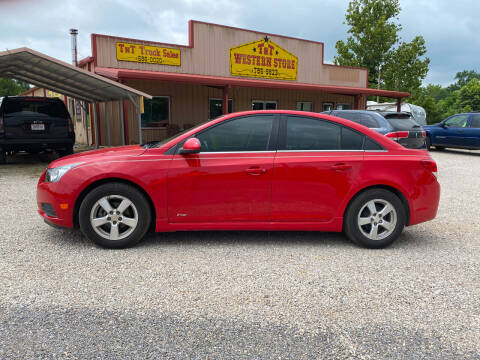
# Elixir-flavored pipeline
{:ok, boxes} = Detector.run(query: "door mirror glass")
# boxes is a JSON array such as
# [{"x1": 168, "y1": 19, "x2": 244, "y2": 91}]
[{"x1": 180, "y1": 138, "x2": 201, "y2": 154}]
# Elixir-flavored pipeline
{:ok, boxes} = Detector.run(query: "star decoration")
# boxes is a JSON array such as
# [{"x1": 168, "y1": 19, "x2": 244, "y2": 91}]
[{"x1": 263, "y1": 36, "x2": 269, "y2": 42}]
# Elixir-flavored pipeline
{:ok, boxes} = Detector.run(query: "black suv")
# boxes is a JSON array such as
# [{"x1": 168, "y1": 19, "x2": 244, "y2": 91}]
[{"x1": 0, "y1": 96, "x2": 75, "y2": 163}]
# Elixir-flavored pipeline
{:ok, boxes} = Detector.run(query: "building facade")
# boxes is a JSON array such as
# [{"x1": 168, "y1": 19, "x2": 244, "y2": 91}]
[{"x1": 24, "y1": 20, "x2": 409, "y2": 146}]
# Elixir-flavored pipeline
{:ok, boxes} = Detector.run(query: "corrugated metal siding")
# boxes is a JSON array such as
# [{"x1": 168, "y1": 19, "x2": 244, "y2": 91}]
[{"x1": 95, "y1": 22, "x2": 367, "y2": 88}]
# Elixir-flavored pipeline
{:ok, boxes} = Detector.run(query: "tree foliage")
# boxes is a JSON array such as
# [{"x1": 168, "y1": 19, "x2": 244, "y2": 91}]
[
  {"x1": 0, "y1": 77, "x2": 30, "y2": 97},
  {"x1": 409, "y1": 70, "x2": 480, "y2": 124},
  {"x1": 334, "y1": 0, "x2": 429, "y2": 94}
]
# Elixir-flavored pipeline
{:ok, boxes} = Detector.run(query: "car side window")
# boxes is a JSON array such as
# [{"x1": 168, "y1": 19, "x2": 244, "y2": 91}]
[
  {"x1": 364, "y1": 138, "x2": 384, "y2": 151},
  {"x1": 341, "y1": 127, "x2": 364, "y2": 150},
  {"x1": 285, "y1": 116, "x2": 341, "y2": 150},
  {"x1": 359, "y1": 114, "x2": 380, "y2": 128},
  {"x1": 469, "y1": 115, "x2": 480, "y2": 128},
  {"x1": 333, "y1": 112, "x2": 379, "y2": 128},
  {"x1": 445, "y1": 114, "x2": 469, "y2": 128},
  {"x1": 195, "y1": 115, "x2": 274, "y2": 152}
]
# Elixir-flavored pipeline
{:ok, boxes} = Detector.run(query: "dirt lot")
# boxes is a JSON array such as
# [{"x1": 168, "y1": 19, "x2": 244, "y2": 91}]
[{"x1": 0, "y1": 149, "x2": 479, "y2": 359}]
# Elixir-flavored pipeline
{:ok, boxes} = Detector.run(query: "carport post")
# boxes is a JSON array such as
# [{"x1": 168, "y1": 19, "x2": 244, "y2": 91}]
[
  {"x1": 82, "y1": 101, "x2": 90, "y2": 149},
  {"x1": 105, "y1": 102, "x2": 111, "y2": 146},
  {"x1": 93, "y1": 102, "x2": 99, "y2": 149},
  {"x1": 127, "y1": 94, "x2": 142, "y2": 144},
  {"x1": 397, "y1": 98, "x2": 402, "y2": 112},
  {"x1": 119, "y1": 100, "x2": 125, "y2": 146}
]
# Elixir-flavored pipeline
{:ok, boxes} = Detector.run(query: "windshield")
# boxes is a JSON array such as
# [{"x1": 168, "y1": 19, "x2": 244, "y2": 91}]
[
  {"x1": 382, "y1": 113, "x2": 421, "y2": 131},
  {"x1": 142, "y1": 119, "x2": 214, "y2": 148}
]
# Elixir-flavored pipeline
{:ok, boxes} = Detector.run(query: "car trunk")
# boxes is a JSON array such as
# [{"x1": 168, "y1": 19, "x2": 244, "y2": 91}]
[
  {"x1": 3, "y1": 99, "x2": 69, "y2": 139},
  {"x1": 385, "y1": 114, "x2": 425, "y2": 149}
]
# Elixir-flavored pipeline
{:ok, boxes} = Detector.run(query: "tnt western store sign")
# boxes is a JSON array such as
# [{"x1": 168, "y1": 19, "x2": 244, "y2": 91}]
[{"x1": 73, "y1": 20, "x2": 406, "y2": 146}]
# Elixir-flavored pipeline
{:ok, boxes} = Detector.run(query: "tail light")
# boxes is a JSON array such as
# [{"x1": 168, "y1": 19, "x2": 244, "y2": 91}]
[
  {"x1": 422, "y1": 131, "x2": 426, "y2": 137},
  {"x1": 67, "y1": 116, "x2": 73, "y2": 133},
  {"x1": 421, "y1": 158, "x2": 437, "y2": 174},
  {"x1": 385, "y1": 131, "x2": 409, "y2": 141}
]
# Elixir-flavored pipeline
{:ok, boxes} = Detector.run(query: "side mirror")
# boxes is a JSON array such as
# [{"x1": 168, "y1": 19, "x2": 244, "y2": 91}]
[
  {"x1": 180, "y1": 137, "x2": 201, "y2": 155},
  {"x1": 440, "y1": 122, "x2": 447, "y2": 128}
]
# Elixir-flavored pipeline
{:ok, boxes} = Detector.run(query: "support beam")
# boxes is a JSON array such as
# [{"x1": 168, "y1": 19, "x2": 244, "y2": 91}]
[
  {"x1": 105, "y1": 102, "x2": 111, "y2": 146},
  {"x1": 354, "y1": 95, "x2": 361, "y2": 110},
  {"x1": 92, "y1": 102, "x2": 99, "y2": 149},
  {"x1": 396, "y1": 98, "x2": 402, "y2": 112},
  {"x1": 127, "y1": 93, "x2": 143, "y2": 145},
  {"x1": 223, "y1": 85, "x2": 230, "y2": 115},
  {"x1": 119, "y1": 100, "x2": 125, "y2": 146},
  {"x1": 82, "y1": 101, "x2": 90, "y2": 148}
]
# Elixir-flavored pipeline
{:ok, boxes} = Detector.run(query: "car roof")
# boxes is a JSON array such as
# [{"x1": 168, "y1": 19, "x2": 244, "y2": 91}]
[{"x1": 159, "y1": 110, "x2": 406, "y2": 151}]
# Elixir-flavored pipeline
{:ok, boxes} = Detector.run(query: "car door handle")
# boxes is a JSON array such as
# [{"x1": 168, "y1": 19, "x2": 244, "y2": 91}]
[
  {"x1": 246, "y1": 167, "x2": 267, "y2": 175},
  {"x1": 331, "y1": 163, "x2": 352, "y2": 171}
]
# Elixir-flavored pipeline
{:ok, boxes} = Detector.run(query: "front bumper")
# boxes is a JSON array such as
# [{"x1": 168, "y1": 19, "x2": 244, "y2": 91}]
[{"x1": 37, "y1": 171, "x2": 75, "y2": 228}]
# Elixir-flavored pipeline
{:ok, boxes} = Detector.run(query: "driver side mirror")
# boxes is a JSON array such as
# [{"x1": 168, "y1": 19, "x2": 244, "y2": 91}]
[
  {"x1": 440, "y1": 122, "x2": 447, "y2": 128},
  {"x1": 180, "y1": 137, "x2": 201, "y2": 155}
]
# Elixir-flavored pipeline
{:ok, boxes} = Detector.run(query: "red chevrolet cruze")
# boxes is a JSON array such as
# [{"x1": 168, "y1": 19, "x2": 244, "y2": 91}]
[{"x1": 37, "y1": 110, "x2": 440, "y2": 249}]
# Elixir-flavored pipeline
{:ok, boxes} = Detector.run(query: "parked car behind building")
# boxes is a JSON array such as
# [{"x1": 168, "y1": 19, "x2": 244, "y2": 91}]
[
  {"x1": 323, "y1": 110, "x2": 426, "y2": 149},
  {"x1": 424, "y1": 113, "x2": 480, "y2": 150},
  {"x1": 0, "y1": 96, "x2": 75, "y2": 163}
]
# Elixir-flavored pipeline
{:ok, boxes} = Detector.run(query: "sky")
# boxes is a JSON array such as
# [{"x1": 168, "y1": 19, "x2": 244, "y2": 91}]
[{"x1": 1, "y1": 0, "x2": 479, "y2": 87}]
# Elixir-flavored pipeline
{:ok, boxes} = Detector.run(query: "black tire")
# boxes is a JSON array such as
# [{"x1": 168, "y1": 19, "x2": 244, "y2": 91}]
[
  {"x1": 57, "y1": 146, "x2": 74, "y2": 157},
  {"x1": 79, "y1": 183, "x2": 151, "y2": 249},
  {"x1": 0, "y1": 150, "x2": 6, "y2": 164},
  {"x1": 425, "y1": 136, "x2": 431, "y2": 150},
  {"x1": 344, "y1": 188, "x2": 406, "y2": 249}
]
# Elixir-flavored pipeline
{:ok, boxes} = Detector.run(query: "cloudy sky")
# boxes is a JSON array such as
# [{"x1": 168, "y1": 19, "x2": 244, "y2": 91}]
[{"x1": 1, "y1": 0, "x2": 478, "y2": 86}]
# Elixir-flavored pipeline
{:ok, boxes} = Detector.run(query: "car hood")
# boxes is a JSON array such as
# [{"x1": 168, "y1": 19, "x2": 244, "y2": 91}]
[{"x1": 47, "y1": 145, "x2": 146, "y2": 168}]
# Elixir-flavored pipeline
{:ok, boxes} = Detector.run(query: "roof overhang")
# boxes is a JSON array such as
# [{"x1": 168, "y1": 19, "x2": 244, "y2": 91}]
[
  {"x1": 0, "y1": 48, "x2": 152, "y2": 103},
  {"x1": 95, "y1": 67, "x2": 410, "y2": 99}
]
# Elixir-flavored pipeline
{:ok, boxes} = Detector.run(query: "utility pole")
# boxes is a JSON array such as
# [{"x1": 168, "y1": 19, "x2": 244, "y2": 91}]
[{"x1": 376, "y1": 64, "x2": 382, "y2": 103}]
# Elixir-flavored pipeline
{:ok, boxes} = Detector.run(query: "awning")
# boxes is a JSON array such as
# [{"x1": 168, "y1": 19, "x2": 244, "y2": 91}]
[
  {"x1": 0, "y1": 48, "x2": 152, "y2": 103},
  {"x1": 95, "y1": 67, "x2": 410, "y2": 99}
]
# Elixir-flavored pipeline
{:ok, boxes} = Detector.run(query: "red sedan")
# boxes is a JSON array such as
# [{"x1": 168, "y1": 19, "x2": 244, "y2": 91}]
[{"x1": 37, "y1": 110, "x2": 440, "y2": 249}]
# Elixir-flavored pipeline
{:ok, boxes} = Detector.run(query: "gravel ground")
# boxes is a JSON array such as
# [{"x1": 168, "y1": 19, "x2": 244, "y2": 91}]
[{"x1": 0, "y1": 150, "x2": 479, "y2": 359}]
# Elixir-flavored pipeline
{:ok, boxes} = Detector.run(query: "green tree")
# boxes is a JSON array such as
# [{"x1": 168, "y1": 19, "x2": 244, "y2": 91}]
[
  {"x1": 447, "y1": 70, "x2": 480, "y2": 91},
  {"x1": 334, "y1": 0, "x2": 429, "y2": 94},
  {"x1": 0, "y1": 77, "x2": 30, "y2": 97},
  {"x1": 455, "y1": 78, "x2": 480, "y2": 112}
]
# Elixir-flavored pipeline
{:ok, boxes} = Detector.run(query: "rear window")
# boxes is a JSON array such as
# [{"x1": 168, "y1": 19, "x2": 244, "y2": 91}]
[
  {"x1": 383, "y1": 113, "x2": 420, "y2": 131},
  {"x1": 4, "y1": 99, "x2": 69, "y2": 118}
]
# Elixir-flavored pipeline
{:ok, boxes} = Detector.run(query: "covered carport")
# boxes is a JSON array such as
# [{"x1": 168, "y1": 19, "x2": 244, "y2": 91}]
[{"x1": 0, "y1": 47, "x2": 152, "y2": 147}]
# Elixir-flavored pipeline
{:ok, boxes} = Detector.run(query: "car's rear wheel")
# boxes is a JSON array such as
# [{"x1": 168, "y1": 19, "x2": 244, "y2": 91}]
[
  {"x1": 0, "y1": 149, "x2": 6, "y2": 164},
  {"x1": 79, "y1": 183, "x2": 151, "y2": 249},
  {"x1": 344, "y1": 189, "x2": 406, "y2": 248},
  {"x1": 425, "y1": 136, "x2": 431, "y2": 150}
]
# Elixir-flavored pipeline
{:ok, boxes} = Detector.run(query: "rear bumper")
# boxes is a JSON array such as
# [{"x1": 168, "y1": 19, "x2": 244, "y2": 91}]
[
  {"x1": 1, "y1": 137, "x2": 74, "y2": 151},
  {"x1": 408, "y1": 175, "x2": 441, "y2": 226},
  {"x1": 37, "y1": 173, "x2": 75, "y2": 228}
]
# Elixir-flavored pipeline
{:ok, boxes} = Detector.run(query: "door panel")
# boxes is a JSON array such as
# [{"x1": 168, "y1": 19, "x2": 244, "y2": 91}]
[
  {"x1": 167, "y1": 153, "x2": 274, "y2": 222},
  {"x1": 272, "y1": 151, "x2": 363, "y2": 221}
]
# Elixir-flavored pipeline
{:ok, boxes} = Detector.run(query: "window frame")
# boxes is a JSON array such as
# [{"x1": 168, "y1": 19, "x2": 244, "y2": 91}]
[
  {"x1": 174, "y1": 114, "x2": 280, "y2": 154},
  {"x1": 336, "y1": 103, "x2": 352, "y2": 110},
  {"x1": 322, "y1": 102, "x2": 334, "y2": 112},
  {"x1": 252, "y1": 100, "x2": 277, "y2": 110},
  {"x1": 208, "y1": 97, "x2": 233, "y2": 120},
  {"x1": 469, "y1": 114, "x2": 480, "y2": 128},
  {"x1": 277, "y1": 114, "x2": 385, "y2": 152},
  {"x1": 141, "y1": 96, "x2": 171, "y2": 129},
  {"x1": 296, "y1": 101, "x2": 314, "y2": 112}
]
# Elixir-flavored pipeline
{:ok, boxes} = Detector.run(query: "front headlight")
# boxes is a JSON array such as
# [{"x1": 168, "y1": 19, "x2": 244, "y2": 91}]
[{"x1": 45, "y1": 163, "x2": 83, "y2": 183}]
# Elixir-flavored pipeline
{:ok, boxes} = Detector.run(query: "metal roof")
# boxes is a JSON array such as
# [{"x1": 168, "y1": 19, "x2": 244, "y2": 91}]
[{"x1": 0, "y1": 48, "x2": 151, "y2": 103}]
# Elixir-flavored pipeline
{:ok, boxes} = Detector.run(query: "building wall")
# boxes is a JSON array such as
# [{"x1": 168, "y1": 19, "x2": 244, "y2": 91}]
[
  {"x1": 93, "y1": 21, "x2": 368, "y2": 88},
  {"x1": 99, "y1": 80, "x2": 363, "y2": 146}
]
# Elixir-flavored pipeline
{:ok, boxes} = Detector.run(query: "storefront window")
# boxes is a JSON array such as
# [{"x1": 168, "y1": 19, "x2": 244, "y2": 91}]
[
  {"x1": 252, "y1": 101, "x2": 277, "y2": 110},
  {"x1": 296, "y1": 102, "x2": 313, "y2": 111},
  {"x1": 141, "y1": 97, "x2": 170, "y2": 128},
  {"x1": 336, "y1": 103, "x2": 352, "y2": 110},
  {"x1": 209, "y1": 98, "x2": 233, "y2": 119},
  {"x1": 323, "y1": 103, "x2": 334, "y2": 111}
]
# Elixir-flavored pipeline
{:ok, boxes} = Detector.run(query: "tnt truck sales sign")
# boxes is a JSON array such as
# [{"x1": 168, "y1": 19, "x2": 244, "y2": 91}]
[
  {"x1": 230, "y1": 38, "x2": 298, "y2": 80},
  {"x1": 116, "y1": 42, "x2": 181, "y2": 66}
]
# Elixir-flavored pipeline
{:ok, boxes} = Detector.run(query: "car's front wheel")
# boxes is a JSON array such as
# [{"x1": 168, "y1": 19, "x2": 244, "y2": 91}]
[
  {"x1": 79, "y1": 183, "x2": 151, "y2": 248},
  {"x1": 344, "y1": 189, "x2": 406, "y2": 248}
]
